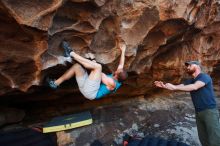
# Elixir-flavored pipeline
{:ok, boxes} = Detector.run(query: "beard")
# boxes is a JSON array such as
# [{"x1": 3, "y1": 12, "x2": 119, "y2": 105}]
[{"x1": 186, "y1": 68, "x2": 196, "y2": 75}]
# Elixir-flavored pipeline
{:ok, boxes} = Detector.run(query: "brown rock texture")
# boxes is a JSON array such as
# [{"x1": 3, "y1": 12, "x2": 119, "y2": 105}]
[{"x1": 0, "y1": 0, "x2": 220, "y2": 99}]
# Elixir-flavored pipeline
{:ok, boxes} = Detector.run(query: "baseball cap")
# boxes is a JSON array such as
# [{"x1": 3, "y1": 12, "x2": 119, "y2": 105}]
[
  {"x1": 185, "y1": 61, "x2": 203, "y2": 71},
  {"x1": 185, "y1": 61, "x2": 201, "y2": 66}
]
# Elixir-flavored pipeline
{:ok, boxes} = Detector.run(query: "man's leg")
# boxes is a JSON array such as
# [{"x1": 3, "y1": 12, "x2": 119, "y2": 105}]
[
  {"x1": 70, "y1": 52, "x2": 101, "y2": 71},
  {"x1": 55, "y1": 63, "x2": 86, "y2": 86},
  {"x1": 72, "y1": 53, "x2": 102, "y2": 99},
  {"x1": 62, "y1": 41, "x2": 100, "y2": 71},
  {"x1": 79, "y1": 61, "x2": 102, "y2": 100},
  {"x1": 196, "y1": 112, "x2": 209, "y2": 146},
  {"x1": 204, "y1": 108, "x2": 220, "y2": 146},
  {"x1": 62, "y1": 41, "x2": 102, "y2": 93}
]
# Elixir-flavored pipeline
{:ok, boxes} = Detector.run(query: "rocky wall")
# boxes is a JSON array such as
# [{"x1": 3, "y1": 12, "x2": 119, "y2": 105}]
[{"x1": 0, "y1": 0, "x2": 220, "y2": 99}]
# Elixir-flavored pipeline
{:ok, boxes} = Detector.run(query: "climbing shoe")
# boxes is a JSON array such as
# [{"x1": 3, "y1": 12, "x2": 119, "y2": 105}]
[
  {"x1": 47, "y1": 78, "x2": 58, "y2": 90},
  {"x1": 61, "y1": 41, "x2": 73, "y2": 57}
]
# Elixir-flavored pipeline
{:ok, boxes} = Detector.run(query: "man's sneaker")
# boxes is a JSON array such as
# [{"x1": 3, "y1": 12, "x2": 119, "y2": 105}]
[
  {"x1": 47, "y1": 78, "x2": 58, "y2": 89},
  {"x1": 61, "y1": 41, "x2": 73, "y2": 57}
]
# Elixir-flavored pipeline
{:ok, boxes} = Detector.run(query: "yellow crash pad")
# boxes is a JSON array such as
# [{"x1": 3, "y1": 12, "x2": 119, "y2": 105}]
[{"x1": 43, "y1": 111, "x2": 92, "y2": 133}]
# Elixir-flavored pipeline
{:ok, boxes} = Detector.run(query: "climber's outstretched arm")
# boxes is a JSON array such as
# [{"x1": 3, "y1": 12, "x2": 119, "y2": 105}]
[{"x1": 115, "y1": 42, "x2": 126, "y2": 73}]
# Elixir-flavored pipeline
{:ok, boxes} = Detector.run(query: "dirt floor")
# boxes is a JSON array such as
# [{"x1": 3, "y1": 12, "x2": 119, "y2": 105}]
[
  {"x1": 61, "y1": 93, "x2": 202, "y2": 146},
  {"x1": 3, "y1": 92, "x2": 219, "y2": 146}
]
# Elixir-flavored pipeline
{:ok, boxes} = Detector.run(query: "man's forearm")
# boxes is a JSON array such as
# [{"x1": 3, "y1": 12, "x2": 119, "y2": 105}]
[
  {"x1": 118, "y1": 51, "x2": 125, "y2": 70},
  {"x1": 175, "y1": 84, "x2": 198, "y2": 91}
]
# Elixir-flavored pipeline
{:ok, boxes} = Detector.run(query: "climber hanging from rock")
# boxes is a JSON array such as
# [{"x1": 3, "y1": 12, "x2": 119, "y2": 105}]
[{"x1": 47, "y1": 40, "x2": 128, "y2": 100}]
